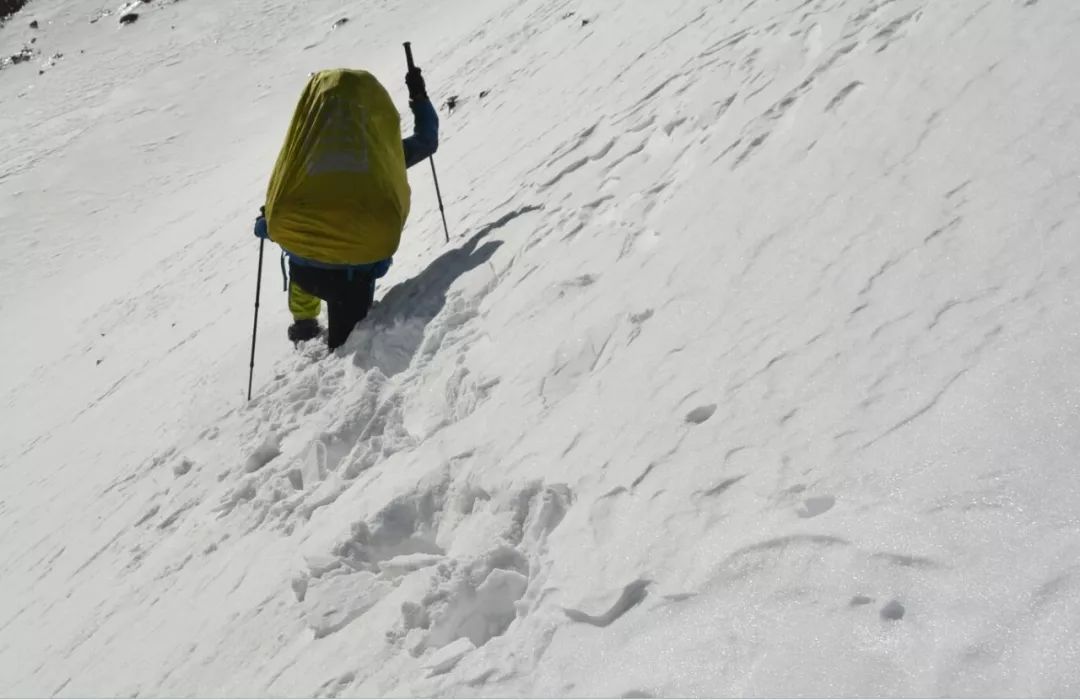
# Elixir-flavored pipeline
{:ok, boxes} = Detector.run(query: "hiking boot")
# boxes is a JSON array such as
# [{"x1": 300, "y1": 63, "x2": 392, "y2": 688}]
[{"x1": 287, "y1": 318, "x2": 321, "y2": 343}]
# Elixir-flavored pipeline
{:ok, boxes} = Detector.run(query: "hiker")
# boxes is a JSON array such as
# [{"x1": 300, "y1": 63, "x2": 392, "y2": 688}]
[{"x1": 253, "y1": 65, "x2": 438, "y2": 349}]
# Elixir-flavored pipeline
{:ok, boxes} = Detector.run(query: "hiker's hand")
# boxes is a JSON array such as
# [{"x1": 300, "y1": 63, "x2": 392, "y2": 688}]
[
  {"x1": 406, "y1": 67, "x2": 427, "y2": 102},
  {"x1": 254, "y1": 213, "x2": 269, "y2": 240}
]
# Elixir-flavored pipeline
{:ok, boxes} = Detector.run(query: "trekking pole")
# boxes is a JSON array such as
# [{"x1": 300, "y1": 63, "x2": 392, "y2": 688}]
[
  {"x1": 247, "y1": 237, "x2": 265, "y2": 401},
  {"x1": 404, "y1": 41, "x2": 450, "y2": 243}
]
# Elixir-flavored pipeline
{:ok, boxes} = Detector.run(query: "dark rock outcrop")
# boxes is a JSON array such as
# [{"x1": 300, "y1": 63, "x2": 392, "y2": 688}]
[{"x1": 0, "y1": 0, "x2": 33, "y2": 26}]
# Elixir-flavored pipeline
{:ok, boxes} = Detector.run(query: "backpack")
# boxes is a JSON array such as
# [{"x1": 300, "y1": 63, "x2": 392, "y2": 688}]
[{"x1": 265, "y1": 69, "x2": 411, "y2": 265}]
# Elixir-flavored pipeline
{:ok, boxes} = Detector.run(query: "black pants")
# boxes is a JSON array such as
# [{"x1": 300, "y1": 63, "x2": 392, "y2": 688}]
[{"x1": 289, "y1": 263, "x2": 375, "y2": 350}]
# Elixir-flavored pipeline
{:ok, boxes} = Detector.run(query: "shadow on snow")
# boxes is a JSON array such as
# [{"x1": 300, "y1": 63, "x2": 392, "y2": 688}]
[{"x1": 341, "y1": 204, "x2": 541, "y2": 376}]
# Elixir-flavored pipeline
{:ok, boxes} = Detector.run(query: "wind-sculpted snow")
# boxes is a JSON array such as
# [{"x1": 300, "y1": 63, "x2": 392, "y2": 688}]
[{"x1": 1, "y1": 0, "x2": 1079, "y2": 696}]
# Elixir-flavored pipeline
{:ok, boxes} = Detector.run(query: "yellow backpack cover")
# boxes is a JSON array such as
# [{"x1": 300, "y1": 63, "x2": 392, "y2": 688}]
[{"x1": 265, "y1": 69, "x2": 411, "y2": 265}]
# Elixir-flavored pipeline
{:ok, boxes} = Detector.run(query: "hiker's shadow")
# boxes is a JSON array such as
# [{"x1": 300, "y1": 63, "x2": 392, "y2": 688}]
[{"x1": 344, "y1": 227, "x2": 504, "y2": 376}]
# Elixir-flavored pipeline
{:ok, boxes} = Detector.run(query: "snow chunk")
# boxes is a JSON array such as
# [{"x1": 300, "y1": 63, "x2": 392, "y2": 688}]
[
  {"x1": 425, "y1": 637, "x2": 476, "y2": 676},
  {"x1": 244, "y1": 434, "x2": 281, "y2": 473}
]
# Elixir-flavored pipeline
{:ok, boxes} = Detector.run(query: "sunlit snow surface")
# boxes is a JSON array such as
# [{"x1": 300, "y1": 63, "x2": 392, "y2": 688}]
[{"x1": 1, "y1": 0, "x2": 1079, "y2": 696}]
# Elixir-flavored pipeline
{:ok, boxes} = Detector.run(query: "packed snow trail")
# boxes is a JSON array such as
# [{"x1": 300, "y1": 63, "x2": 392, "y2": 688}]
[{"x1": 1, "y1": 0, "x2": 1079, "y2": 696}]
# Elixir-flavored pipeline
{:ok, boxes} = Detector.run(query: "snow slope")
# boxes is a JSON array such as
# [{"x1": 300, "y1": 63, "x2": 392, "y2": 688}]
[{"x1": 2, "y1": 0, "x2": 1079, "y2": 696}]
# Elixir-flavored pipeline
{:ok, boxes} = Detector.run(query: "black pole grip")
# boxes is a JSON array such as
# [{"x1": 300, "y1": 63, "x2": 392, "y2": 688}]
[{"x1": 403, "y1": 42, "x2": 416, "y2": 70}]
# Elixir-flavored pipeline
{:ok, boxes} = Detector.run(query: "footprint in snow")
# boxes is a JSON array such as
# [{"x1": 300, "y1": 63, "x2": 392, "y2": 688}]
[
  {"x1": 797, "y1": 495, "x2": 835, "y2": 518},
  {"x1": 172, "y1": 459, "x2": 193, "y2": 477},
  {"x1": 880, "y1": 599, "x2": 906, "y2": 620},
  {"x1": 685, "y1": 404, "x2": 717, "y2": 425}
]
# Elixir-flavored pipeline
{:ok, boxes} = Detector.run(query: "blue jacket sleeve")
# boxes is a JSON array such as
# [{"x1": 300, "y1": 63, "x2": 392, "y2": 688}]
[{"x1": 402, "y1": 99, "x2": 439, "y2": 168}]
